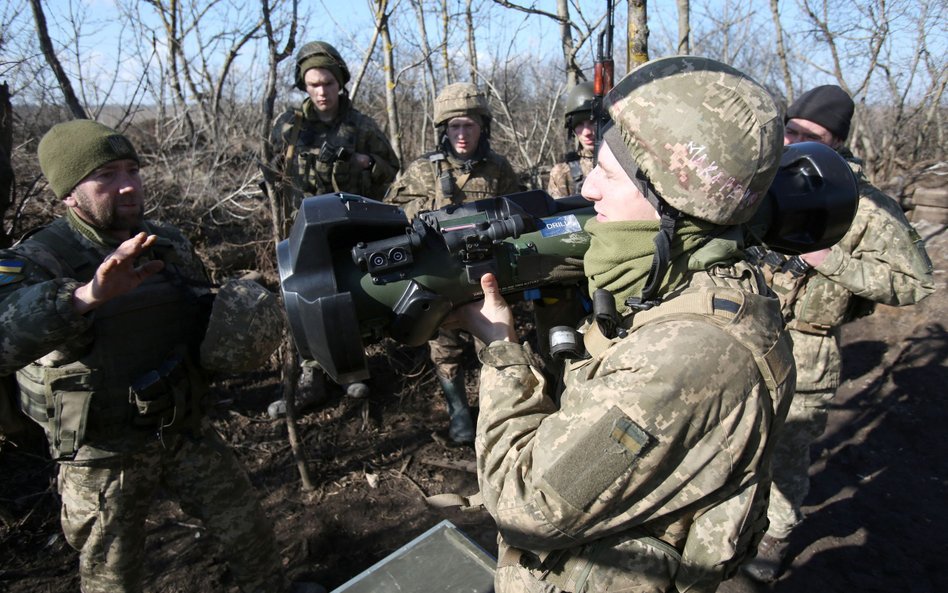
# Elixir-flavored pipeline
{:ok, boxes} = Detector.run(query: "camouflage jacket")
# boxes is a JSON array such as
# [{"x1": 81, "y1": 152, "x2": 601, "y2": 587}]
[
  {"x1": 0, "y1": 215, "x2": 212, "y2": 459},
  {"x1": 476, "y1": 261, "x2": 795, "y2": 593},
  {"x1": 762, "y1": 150, "x2": 934, "y2": 391},
  {"x1": 547, "y1": 147, "x2": 594, "y2": 198},
  {"x1": 269, "y1": 96, "x2": 399, "y2": 204},
  {"x1": 384, "y1": 148, "x2": 521, "y2": 219}
]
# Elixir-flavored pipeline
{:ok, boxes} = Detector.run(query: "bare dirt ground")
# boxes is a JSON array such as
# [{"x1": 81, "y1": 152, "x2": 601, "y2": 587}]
[{"x1": 2, "y1": 220, "x2": 945, "y2": 593}]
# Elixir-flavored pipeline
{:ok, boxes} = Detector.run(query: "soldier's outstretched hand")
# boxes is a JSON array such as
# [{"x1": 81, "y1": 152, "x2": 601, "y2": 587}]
[
  {"x1": 72, "y1": 232, "x2": 166, "y2": 314},
  {"x1": 444, "y1": 272, "x2": 517, "y2": 345}
]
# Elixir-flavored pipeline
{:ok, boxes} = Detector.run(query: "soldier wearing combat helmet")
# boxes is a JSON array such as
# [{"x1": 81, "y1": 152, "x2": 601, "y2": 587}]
[
  {"x1": 0, "y1": 120, "x2": 309, "y2": 593},
  {"x1": 547, "y1": 81, "x2": 597, "y2": 198},
  {"x1": 385, "y1": 82, "x2": 522, "y2": 444},
  {"x1": 267, "y1": 40, "x2": 399, "y2": 207},
  {"x1": 267, "y1": 40, "x2": 398, "y2": 409},
  {"x1": 447, "y1": 56, "x2": 796, "y2": 593}
]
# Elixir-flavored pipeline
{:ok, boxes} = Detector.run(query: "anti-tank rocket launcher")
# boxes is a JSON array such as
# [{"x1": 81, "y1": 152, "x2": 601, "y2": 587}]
[{"x1": 277, "y1": 141, "x2": 859, "y2": 384}]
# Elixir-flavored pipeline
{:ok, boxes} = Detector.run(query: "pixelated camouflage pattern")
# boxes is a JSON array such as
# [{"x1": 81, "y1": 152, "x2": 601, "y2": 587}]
[
  {"x1": 476, "y1": 260, "x2": 794, "y2": 593},
  {"x1": 58, "y1": 425, "x2": 284, "y2": 593},
  {"x1": 546, "y1": 148, "x2": 594, "y2": 198},
  {"x1": 764, "y1": 389, "x2": 832, "y2": 539},
  {"x1": 770, "y1": 151, "x2": 934, "y2": 391},
  {"x1": 1, "y1": 214, "x2": 284, "y2": 591},
  {"x1": 269, "y1": 96, "x2": 399, "y2": 203},
  {"x1": 759, "y1": 151, "x2": 934, "y2": 544},
  {"x1": 605, "y1": 56, "x2": 782, "y2": 225},
  {"x1": 433, "y1": 82, "x2": 491, "y2": 126},
  {"x1": 0, "y1": 219, "x2": 207, "y2": 376},
  {"x1": 384, "y1": 150, "x2": 521, "y2": 219},
  {"x1": 200, "y1": 278, "x2": 285, "y2": 373}
]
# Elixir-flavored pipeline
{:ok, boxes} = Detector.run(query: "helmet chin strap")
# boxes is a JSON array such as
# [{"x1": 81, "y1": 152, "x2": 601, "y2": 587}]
[
  {"x1": 629, "y1": 197, "x2": 680, "y2": 310},
  {"x1": 601, "y1": 123, "x2": 681, "y2": 310}
]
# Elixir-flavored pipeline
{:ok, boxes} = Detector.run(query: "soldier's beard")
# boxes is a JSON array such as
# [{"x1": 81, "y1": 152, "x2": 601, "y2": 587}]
[{"x1": 71, "y1": 187, "x2": 145, "y2": 233}]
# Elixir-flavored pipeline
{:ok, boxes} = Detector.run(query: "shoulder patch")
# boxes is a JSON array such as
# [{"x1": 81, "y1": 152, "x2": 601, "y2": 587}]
[{"x1": 0, "y1": 260, "x2": 25, "y2": 286}]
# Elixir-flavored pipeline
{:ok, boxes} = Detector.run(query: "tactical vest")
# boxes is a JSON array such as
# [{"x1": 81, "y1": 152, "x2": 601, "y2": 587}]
[
  {"x1": 425, "y1": 150, "x2": 510, "y2": 207},
  {"x1": 564, "y1": 151, "x2": 585, "y2": 194},
  {"x1": 475, "y1": 279, "x2": 793, "y2": 593},
  {"x1": 15, "y1": 220, "x2": 207, "y2": 460},
  {"x1": 284, "y1": 107, "x2": 372, "y2": 198}
]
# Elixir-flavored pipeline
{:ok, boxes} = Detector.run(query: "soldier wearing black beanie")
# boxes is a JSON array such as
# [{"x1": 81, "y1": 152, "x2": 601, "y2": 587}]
[{"x1": 785, "y1": 84, "x2": 855, "y2": 141}]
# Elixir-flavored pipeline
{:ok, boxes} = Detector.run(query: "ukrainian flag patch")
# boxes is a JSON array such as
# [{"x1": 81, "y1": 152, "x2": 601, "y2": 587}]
[{"x1": 0, "y1": 259, "x2": 25, "y2": 286}]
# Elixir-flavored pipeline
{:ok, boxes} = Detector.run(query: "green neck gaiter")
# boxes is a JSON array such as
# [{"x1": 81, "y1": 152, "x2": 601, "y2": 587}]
[
  {"x1": 66, "y1": 207, "x2": 120, "y2": 248},
  {"x1": 583, "y1": 217, "x2": 715, "y2": 310}
]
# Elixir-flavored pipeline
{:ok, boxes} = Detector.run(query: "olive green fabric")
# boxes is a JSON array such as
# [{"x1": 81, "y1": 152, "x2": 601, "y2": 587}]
[
  {"x1": 298, "y1": 55, "x2": 345, "y2": 88},
  {"x1": 295, "y1": 40, "x2": 350, "y2": 88},
  {"x1": 38, "y1": 120, "x2": 139, "y2": 198},
  {"x1": 582, "y1": 218, "x2": 714, "y2": 310}
]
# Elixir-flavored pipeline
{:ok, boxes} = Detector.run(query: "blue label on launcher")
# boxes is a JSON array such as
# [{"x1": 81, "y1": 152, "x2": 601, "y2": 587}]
[{"x1": 539, "y1": 215, "x2": 582, "y2": 237}]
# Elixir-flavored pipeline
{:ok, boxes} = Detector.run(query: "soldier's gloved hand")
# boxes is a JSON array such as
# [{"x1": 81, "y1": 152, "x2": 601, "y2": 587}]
[
  {"x1": 72, "y1": 232, "x2": 165, "y2": 314},
  {"x1": 443, "y1": 272, "x2": 517, "y2": 345}
]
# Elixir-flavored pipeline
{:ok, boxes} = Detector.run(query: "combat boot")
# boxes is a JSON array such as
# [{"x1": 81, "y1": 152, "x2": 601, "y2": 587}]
[
  {"x1": 438, "y1": 374, "x2": 474, "y2": 444},
  {"x1": 741, "y1": 534, "x2": 790, "y2": 582}
]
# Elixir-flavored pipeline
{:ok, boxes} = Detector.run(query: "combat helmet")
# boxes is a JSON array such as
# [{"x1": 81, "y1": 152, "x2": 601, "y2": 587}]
[
  {"x1": 433, "y1": 82, "x2": 491, "y2": 127},
  {"x1": 295, "y1": 41, "x2": 351, "y2": 90},
  {"x1": 564, "y1": 81, "x2": 595, "y2": 130},
  {"x1": 200, "y1": 278, "x2": 285, "y2": 374},
  {"x1": 604, "y1": 55, "x2": 782, "y2": 226}
]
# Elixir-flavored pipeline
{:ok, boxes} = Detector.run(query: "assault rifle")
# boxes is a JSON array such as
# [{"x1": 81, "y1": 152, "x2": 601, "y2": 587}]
[{"x1": 593, "y1": 0, "x2": 615, "y2": 153}]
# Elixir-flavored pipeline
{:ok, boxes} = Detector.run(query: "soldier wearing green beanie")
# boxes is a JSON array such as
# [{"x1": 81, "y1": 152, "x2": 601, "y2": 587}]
[
  {"x1": 265, "y1": 40, "x2": 400, "y2": 413},
  {"x1": 1, "y1": 120, "x2": 313, "y2": 593}
]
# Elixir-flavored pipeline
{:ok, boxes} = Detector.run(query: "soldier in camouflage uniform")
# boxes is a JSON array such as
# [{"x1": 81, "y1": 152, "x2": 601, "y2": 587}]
[
  {"x1": 385, "y1": 82, "x2": 522, "y2": 444},
  {"x1": 742, "y1": 85, "x2": 935, "y2": 583},
  {"x1": 267, "y1": 41, "x2": 398, "y2": 408},
  {"x1": 534, "y1": 81, "x2": 598, "y2": 371},
  {"x1": 0, "y1": 121, "x2": 296, "y2": 593},
  {"x1": 268, "y1": 41, "x2": 399, "y2": 207},
  {"x1": 447, "y1": 56, "x2": 796, "y2": 593},
  {"x1": 547, "y1": 81, "x2": 596, "y2": 198}
]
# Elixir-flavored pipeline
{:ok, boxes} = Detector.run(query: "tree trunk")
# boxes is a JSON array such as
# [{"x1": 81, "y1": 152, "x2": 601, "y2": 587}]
[
  {"x1": 628, "y1": 0, "x2": 649, "y2": 69},
  {"x1": 29, "y1": 0, "x2": 88, "y2": 120},
  {"x1": 465, "y1": 0, "x2": 478, "y2": 85},
  {"x1": 769, "y1": 0, "x2": 794, "y2": 104},
  {"x1": 676, "y1": 0, "x2": 690, "y2": 55}
]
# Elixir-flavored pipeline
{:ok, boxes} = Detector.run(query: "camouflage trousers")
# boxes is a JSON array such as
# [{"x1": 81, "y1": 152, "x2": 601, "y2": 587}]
[
  {"x1": 58, "y1": 425, "x2": 284, "y2": 593},
  {"x1": 765, "y1": 389, "x2": 834, "y2": 539},
  {"x1": 427, "y1": 328, "x2": 484, "y2": 382}
]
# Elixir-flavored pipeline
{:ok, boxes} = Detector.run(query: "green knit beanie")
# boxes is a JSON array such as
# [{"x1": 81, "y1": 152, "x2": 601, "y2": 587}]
[{"x1": 37, "y1": 120, "x2": 140, "y2": 198}]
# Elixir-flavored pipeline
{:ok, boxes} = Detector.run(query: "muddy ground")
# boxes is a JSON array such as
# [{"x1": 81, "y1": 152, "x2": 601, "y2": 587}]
[{"x1": 1, "y1": 220, "x2": 945, "y2": 593}]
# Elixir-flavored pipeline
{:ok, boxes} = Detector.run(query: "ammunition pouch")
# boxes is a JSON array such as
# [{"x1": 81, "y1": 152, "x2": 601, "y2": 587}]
[{"x1": 129, "y1": 352, "x2": 203, "y2": 433}]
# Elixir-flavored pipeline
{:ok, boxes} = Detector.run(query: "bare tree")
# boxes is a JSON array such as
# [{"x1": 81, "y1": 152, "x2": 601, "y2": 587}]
[
  {"x1": 628, "y1": 0, "x2": 649, "y2": 68},
  {"x1": 677, "y1": 0, "x2": 691, "y2": 55},
  {"x1": 465, "y1": 0, "x2": 479, "y2": 85},
  {"x1": 29, "y1": 0, "x2": 88, "y2": 120},
  {"x1": 769, "y1": 0, "x2": 794, "y2": 103}
]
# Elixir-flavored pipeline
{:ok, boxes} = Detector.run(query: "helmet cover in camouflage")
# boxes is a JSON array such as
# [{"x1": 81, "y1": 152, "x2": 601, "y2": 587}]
[
  {"x1": 564, "y1": 81, "x2": 595, "y2": 127},
  {"x1": 295, "y1": 41, "x2": 351, "y2": 90},
  {"x1": 433, "y1": 82, "x2": 491, "y2": 126},
  {"x1": 200, "y1": 279, "x2": 285, "y2": 373},
  {"x1": 604, "y1": 56, "x2": 782, "y2": 226}
]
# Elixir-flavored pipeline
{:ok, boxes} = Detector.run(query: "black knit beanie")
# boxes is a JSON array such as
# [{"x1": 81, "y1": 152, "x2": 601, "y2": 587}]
[{"x1": 785, "y1": 85, "x2": 855, "y2": 141}]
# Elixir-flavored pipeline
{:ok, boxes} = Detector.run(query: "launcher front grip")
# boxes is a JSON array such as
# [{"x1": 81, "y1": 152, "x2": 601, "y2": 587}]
[{"x1": 277, "y1": 191, "x2": 593, "y2": 383}]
